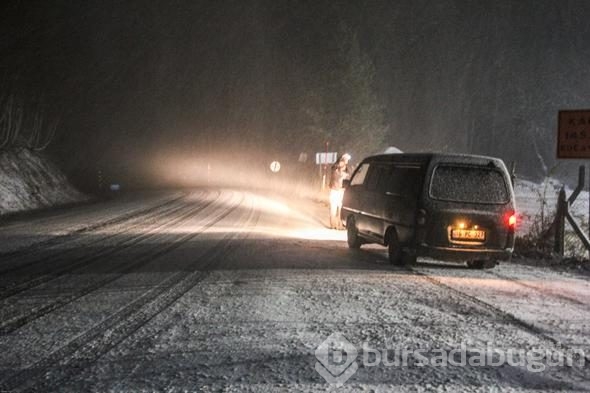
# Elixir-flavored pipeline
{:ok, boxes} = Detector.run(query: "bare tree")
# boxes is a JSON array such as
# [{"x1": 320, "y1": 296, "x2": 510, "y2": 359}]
[
  {"x1": 0, "y1": 93, "x2": 23, "y2": 150},
  {"x1": 0, "y1": 87, "x2": 57, "y2": 151},
  {"x1": 24, "y1": 98, "x2": 58, "y2": 151}
]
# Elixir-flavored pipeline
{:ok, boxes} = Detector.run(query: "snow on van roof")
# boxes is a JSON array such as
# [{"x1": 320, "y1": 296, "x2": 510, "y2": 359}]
[
  {"x1": 365, "y1": 152, "x2": 506, "y2": 166},
  {"x1": 382, "y1": 146, "x2": 403, "y2": 154}
]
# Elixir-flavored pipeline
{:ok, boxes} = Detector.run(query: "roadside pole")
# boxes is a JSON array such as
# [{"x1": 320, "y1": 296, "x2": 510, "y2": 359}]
[
  {"x1": 554, "y1": 188, "x2": 566, "y2": 256},
  {"x1": 323, "y1": 141, "x2": 329, "y2": 191}
]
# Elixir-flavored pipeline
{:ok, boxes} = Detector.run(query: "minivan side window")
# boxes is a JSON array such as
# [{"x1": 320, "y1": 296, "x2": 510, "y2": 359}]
[
  {"x1": 350, "y1": 163, "x2": 370, "y2": 186},
  {"x1": 365, "y1": 165, "x2": 389, "y2": 191},
  {"x1": 386, "y1": 166, "x2": 423, "y2": 198}
]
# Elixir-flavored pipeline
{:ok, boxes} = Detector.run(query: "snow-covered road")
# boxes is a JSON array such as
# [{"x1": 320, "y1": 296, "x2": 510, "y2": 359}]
[{"x1": 0, "y1": 189, "x2": 588, "y2": 392}]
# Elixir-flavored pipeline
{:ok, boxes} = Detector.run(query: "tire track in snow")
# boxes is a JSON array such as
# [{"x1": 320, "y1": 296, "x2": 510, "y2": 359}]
[
  {"x1": 100, "y1": 193, "x2": 263, "y2": 361},
  {"x1": 0, "y1": 194, "x2": 192, "y2": 288},
  {"x1": 408, "y1": 265, "x2": 590, "y2": 369},
  {"x1": 0, "y1": 191, "x2": 188, "y2": 270},
  {"x1": 0, "y1": 191, "x2": 212, "y2": 302},
  {"x1": 484, "y1": 269, "x2": 590, "y2": 312},
  {"x1": 0, "y1": 190, "x2": 223, "y2": 335},
  {"x1": 0, "y1": 191, "x2": 258, "y2": 392}
]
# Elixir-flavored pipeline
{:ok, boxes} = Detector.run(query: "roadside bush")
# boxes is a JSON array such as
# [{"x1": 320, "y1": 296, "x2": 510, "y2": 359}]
[
  {"x1": 514, "y1": 212, "x2": 554, "y2": 259},
  {"x1": 515, "y1": 175, "x2": 589, "y2": 261}
]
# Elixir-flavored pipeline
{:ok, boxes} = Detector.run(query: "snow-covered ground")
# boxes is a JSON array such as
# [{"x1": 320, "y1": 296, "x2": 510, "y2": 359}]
[
  {"x1": 515, "y1": 178, "x2": 586, "y2": 234},
  {"x1": 0, "y1": 189, "x2": 588, "y2": 392},
  {"x1": 0, "y1": 148, "x2": 86, "y2": 216},
  {"x1": 515, "y1": 178, "x2": 589, "y2": 257}
]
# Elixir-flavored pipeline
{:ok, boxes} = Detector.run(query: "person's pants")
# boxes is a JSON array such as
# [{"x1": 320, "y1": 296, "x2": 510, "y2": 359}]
[{"x1": 329, "y1": 188, "x2": 344, "y2": 228}]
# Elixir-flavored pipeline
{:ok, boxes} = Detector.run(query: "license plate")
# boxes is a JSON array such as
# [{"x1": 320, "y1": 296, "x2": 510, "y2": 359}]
[{"x1": 451, "y1": 229, "x2": 485, "y2": 241}]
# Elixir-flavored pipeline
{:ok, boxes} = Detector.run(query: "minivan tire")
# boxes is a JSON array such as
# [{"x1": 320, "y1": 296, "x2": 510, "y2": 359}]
[
  {"x1": 387, "y1": 229, "x2": 404, "y2": 265},
  {"x1": 347, "y1": 217, "x2": 362, "y2": 249}
]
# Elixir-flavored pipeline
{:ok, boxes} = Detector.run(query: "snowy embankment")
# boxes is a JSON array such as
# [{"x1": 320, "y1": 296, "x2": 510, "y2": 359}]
[
  {"x1": 515, "y1": 177, "x2": 590, "y2": 259},
  {"x1": 0, "y1": 148, "x2": 86, "y2": 216},
  {"x1": 515, "y1": 178, "x2": 589, "y2": 236}
]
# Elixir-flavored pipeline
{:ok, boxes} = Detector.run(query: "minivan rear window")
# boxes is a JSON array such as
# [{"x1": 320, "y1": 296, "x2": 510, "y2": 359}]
[{"x1": 430, "y1": 165, "x2": 509, "y2": 204}]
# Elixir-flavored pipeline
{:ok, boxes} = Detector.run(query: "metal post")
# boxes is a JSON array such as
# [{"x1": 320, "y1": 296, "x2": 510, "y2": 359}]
[
  {"x1": 568, "y1": 166, "x2": 585, "y2": 205},
  {"x1": 554, "y1": 187, "x2": 566, "y2": 257},
  {"x1": 322, "y1": 141, "x2": 329, "y2": 191},
  {"x1": 510, "y1": 161, "x2": 516, "y2": 186}
]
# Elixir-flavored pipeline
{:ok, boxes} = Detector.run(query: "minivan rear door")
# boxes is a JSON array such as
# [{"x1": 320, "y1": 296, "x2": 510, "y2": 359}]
[{"x1": 425, "y1": 164, "x2": 514, "y2": 250}]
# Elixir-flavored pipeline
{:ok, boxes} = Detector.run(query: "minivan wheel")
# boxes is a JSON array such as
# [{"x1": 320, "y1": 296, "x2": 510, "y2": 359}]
[
  {"x1": 387, "y1": 230, "x2": 404, "y2": 265},
  {"x1": 347, "y1": 217, "x2": 362, "y2": 249},
  {"x1": 467, "y1": 259, "x2": 496, "y2": 269}
]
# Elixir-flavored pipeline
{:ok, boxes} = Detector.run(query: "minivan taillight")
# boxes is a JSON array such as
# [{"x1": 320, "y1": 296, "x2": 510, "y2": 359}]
[{"x1": 506, "y1": 212, "x2": 516, "y2": 231}]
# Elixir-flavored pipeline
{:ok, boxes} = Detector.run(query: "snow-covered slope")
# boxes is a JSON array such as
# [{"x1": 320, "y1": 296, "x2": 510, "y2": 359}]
[
  {"x1": 515, "y1": 178, "x2": 589, "y2": 236},
  {"x1": 0, "y1": 148, "x2": 86, "y2": 215}
]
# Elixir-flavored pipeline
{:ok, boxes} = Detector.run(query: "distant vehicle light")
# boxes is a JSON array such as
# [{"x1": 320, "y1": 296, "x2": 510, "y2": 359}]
[{"x1": 270, "y1": 161, "x2": 281, "y2": 173}]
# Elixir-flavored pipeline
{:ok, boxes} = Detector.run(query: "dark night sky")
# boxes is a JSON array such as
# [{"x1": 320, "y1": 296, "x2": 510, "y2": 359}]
[{"x1": 2, "y1": 1, "x2": 590, "y2": 188}]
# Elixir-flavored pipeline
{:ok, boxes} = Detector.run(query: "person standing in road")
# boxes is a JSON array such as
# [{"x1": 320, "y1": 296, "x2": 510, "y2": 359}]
[{"x1": 329, "y1": 153, "x2": 351, "y2": 229}]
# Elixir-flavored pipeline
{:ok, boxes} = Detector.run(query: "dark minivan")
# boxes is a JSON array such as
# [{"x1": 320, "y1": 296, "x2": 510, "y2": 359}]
[{"x1": 341, "y1": 153, "x2": 516, "y2": 268}]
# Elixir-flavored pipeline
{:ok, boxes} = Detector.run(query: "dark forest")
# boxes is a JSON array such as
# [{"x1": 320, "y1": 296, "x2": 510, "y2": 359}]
[{"x1": 2, "y1": 1, "x2": 589, "y2": 188}]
